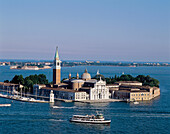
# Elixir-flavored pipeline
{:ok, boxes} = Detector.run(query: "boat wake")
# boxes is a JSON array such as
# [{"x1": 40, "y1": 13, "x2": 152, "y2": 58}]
[
  {"x1": 49, "y1": 119, "x2": 66, "y2": 122},
  {"x1": 52, "y1": 106, "x2": 76, "y2": 109}
]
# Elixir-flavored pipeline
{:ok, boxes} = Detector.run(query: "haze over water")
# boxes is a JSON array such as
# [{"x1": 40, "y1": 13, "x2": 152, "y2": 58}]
[{"x1": 0, "y1": 66, "x2": 170, "y2": 134}]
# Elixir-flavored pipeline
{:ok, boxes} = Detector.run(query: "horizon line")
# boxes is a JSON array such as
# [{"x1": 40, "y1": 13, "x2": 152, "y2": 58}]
[{"x1": 0, "y1": 58, "x2": 170, "y2": 63}]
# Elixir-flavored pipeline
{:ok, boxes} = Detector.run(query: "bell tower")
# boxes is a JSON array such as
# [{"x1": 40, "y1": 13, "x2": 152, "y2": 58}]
[{"x1": 53, "y1": 46, "x2": 61, "y2": 85}]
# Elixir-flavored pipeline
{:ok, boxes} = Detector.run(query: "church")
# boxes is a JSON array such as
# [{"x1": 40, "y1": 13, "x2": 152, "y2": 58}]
[{"x1": 33, "y1": 47, "x2": 110, "y2": 102}]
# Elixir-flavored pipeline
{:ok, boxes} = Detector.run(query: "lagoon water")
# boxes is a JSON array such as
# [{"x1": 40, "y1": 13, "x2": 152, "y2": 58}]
[{"x1": 0, "y1": 66, "x2": 170, "y2": 134}]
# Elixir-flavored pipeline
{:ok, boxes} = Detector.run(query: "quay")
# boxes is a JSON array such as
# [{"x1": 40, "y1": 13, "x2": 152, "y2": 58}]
[
  {"x1": 0, "y1": 92, "x2": 49, "y2": 103},
  {"x1": 77, "y1": 99, "x2": 125, "y2": 104},
  {"x1": 0, "y1": 90, "x2": 124, "y2": 103}
]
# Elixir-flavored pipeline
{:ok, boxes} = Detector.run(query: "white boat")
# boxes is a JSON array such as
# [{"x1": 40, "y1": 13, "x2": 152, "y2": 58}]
[
  {"x1": 70, "y1": 112, "x2": 111, "y2": 124},
  {"x1": 0, "y1": 104, "x2": 11, "y2": 107},
  {"x1": 134, "y1": 101, "x2": 139, "y2": 104}
]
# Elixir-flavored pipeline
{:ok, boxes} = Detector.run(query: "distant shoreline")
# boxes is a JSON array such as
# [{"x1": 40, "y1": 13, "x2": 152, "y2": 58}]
[{"x1": 0, "y1": 61, "x2": 170, "y2": 68}]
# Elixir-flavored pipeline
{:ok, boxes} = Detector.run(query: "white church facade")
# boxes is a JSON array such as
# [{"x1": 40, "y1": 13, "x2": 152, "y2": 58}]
[{"x1": 89, "y1": 79, "x2": 109, "y2": 100}]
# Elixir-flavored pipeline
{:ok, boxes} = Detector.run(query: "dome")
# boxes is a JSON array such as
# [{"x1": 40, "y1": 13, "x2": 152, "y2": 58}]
[{"x1": 81, "y1": 69, "x2": 91, "y2": 80}]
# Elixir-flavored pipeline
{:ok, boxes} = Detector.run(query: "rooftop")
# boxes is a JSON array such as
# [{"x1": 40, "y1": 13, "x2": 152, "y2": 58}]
[
  {"x1": 41, "y1": 87, "x2": 85, "y2": 93},
  {"x1": 85, "y1": 79, "x2": 97, "y2": 83},
  {"x1": 116, "y1": 81, "x2": 142, "y2": 83},
  {"x1": 71, "y1": 79, "x2": 85, "y2": 83},
  {"x1": 0, "y1": 82, "x2": 19, "y2": 86},
  {"x1": 118, "y1": 90, "x2": 148, "y2": 93},
  {"x1": 80, "y1": 87, "x2": 91, "y2": 90}
]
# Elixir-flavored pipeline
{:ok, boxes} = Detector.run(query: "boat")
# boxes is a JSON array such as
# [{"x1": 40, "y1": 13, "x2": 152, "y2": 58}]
[
  {"x1": 0, "y1": 104, "x2": 11, "y2": 107},
  {"x1": 134, "y1": 101, "x2": 139, "y2": 104},
  {"x1": 69, "y1": 112, "x2": 111, "y2": 124}
]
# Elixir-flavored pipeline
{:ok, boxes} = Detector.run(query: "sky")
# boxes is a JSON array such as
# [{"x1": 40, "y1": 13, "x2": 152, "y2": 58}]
[{"x1": 0, "y1": 0, "x2": 170, "y2": 62}]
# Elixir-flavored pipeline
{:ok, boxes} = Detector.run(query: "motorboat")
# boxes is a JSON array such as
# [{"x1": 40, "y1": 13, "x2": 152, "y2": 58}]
[{"x1": 70, "y1": 112, "x2": 111, "y2": 124}]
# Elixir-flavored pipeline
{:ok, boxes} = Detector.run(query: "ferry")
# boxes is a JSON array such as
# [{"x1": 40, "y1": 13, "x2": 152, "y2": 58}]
[{"x1": 70, "y1": 112, "x2": 111, "y2": 124}]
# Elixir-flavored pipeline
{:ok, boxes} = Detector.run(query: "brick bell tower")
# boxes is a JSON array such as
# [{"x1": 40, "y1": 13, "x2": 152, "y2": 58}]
[{"x1": 53, "y1": 46, "x2": 61, "y2": 85}]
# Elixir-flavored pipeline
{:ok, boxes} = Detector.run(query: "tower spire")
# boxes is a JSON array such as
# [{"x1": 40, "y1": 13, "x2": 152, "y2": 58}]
[{"x1": 55, "y1": 46, "x2": 59, "y2": 59}]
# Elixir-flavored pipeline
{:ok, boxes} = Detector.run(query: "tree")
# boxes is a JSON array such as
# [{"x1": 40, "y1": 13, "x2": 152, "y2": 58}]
[
  {"x1": 24, "y1": 79, "x2": 34, "y2": 93},
  {"x1": 38, "y1": 74, "x2": 48, "y2": 84},
  {"x1": 93, "y1": 74, "x2": 105, "y2": 81},
  {"x1": 119, "y1": 74, "x2": 134, "y2": 81},
  {"x1": 4, "y1": 80, "x2": 9, "y2": 83},
  {"x1": 135, "y1": 75, "x2": 159, "y2": 87},
  {"x1": 11, "y1": 75, "x2": 24, "y2": 85},
  {"x1": 135, "y1": 75, "x2": 146, "y2": 83},
  {"x1": 61, "y1": 78, "x2": 67, "y2": 83}
]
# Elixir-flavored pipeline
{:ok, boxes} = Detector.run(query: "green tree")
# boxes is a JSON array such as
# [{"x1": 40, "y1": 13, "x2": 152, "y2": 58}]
[
  {"x1": 119, "y1": 74, "x2": 134, "y2": 81},
  {"x1": 135, "y1": 75, "x2": 159, "y2": 87},
  {"x1": 38, "y1": 74, "x2": 48, "y2": 84},
  {"x1": 11, "y1": 75, "x2": 24, "y2": 85},
  {"x1": 24, "y1": 79, "x2": 34, "y2": 93},
  {"x1": 61, "y1": 78, "x2": 67, "y2": 83},
  {"x1": 135, "y1": 75, "x2": 146, "y2": 83},
  {"x1": 93, "y1": 74, "x2": 105, "y2": 81},
  {"x1": 4, "y1": 80, "x2": 9, "y2": 83}
]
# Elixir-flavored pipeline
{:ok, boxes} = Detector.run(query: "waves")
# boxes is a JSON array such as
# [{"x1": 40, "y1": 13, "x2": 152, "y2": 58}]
[
  {"x1": 48, "y1": 119, "x2": 66, "y2": 122},
  {"x1": 52, "y1": 106, "x2": 76, "y2": 109}
]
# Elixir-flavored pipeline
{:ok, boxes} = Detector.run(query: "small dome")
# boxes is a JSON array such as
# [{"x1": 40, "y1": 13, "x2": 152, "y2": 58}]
[{"x1": 81, "y1": 69, "x2": 91, "y2": 80}]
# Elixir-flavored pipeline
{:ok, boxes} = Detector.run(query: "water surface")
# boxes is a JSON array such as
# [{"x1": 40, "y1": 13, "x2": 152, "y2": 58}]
[{"x1": 0, "y1": 66, "x2": 169, "y2": 134}]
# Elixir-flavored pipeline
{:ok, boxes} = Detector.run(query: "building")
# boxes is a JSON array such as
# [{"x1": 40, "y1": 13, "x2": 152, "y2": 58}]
[
  {"x1": 107, "y1": 84, "x2": 119, "y2": 99},
  {"x1": 21, "y1": 66, "x2": 39, "y2": 70},
  {"x1": 33, "y1": 84, "x2": 46, "y2": 95},
  {"x1": 115, "y1": 81, "x2": 142, "y2": 86},
  {"x1": 81, "y1": 69, "x2": 91, "y2": 81},
  {"x1": 33, "y1": 67, "x2": 110, "y2": 101},
  {"x1": 0, "y1": 82, "x2": 21, "y2": 94},
  {"x1": 80, "y1": 78, "x2": 109, "y2": 100},
  {"x1": 39, "y1": 87, "x2": 86, "y2": 101},
  {"x1": 31, "y1": 47, "x2": 160, "y2": 102},
  {"x1": 113, "y1": 85, "x2": 160, "y2": 101},
  {"x1": 53, "y1": 47, "x2": 61, "y2": 85},
  {"x1": 63, "y1": 70, "x2": 110, "y2": 101}
]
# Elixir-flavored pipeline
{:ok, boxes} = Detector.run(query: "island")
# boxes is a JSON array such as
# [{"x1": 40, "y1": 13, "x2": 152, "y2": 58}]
[{"x1": 0, "y1": 48, "x2": 161, "y2": 103}]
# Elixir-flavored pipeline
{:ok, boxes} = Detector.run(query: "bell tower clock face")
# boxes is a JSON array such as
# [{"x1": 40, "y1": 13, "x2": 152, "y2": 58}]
[{"x1": 57, "y1": 62, "x2": 60, "y2": 66}]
